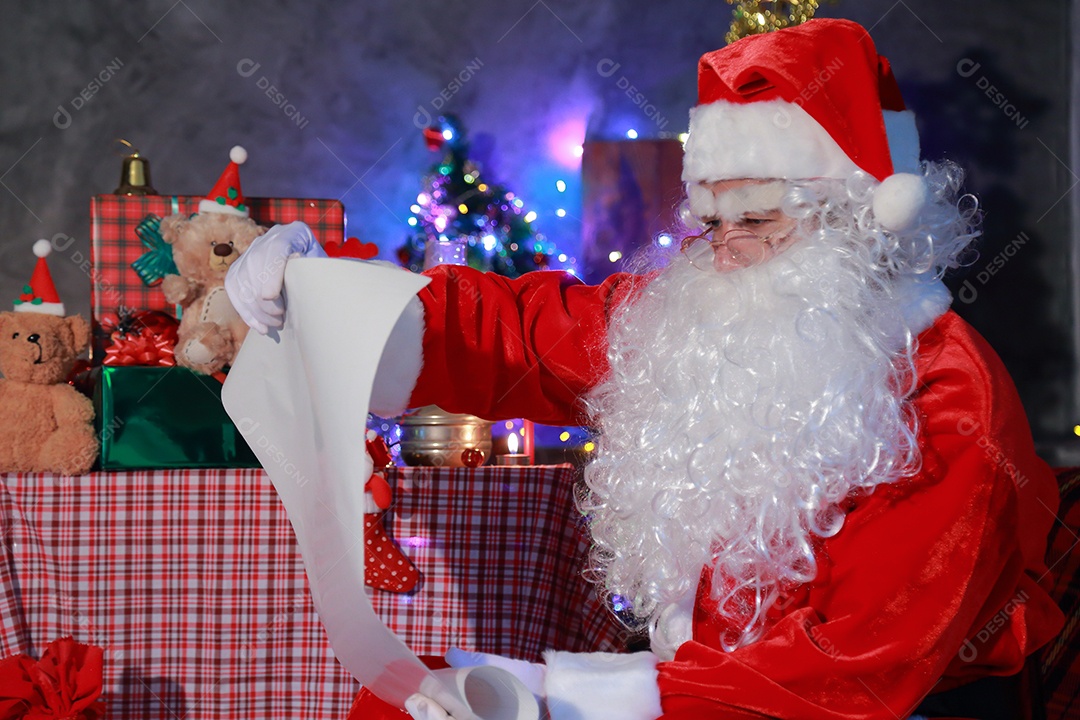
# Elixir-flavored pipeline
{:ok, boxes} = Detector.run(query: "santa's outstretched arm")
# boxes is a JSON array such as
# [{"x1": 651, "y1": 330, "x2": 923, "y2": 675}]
[
  {"x1": 370, "y1": 263, "x2": 643, "y2": 424},
  {"x1": 226, "y1": 223, "x2": 641, "y2": 423}
]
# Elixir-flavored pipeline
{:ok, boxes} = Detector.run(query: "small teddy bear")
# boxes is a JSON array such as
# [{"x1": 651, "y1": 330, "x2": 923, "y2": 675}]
[
  {"x1": 160, "y1": 212, "x2": 266, "y2": 374},
  {"x1": 159, "y1": 146, "x2": 267, "y2": 374},
  {"x1": 0, "y1": 241, "x2": 97, "y2": 475}
]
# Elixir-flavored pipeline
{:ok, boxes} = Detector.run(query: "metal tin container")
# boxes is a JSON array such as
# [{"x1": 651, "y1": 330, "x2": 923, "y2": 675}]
[{"x1": 397, "y1": 405, "x2": 493, "y2": 467}]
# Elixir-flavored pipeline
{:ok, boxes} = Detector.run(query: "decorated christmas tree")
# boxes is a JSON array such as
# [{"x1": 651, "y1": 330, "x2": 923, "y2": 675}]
[{"x1": 397, "y1": 114, "x2": 557, "y2": 277}]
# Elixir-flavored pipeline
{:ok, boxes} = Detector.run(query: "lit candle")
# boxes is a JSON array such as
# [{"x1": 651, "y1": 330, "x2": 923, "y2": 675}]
[{"x1": 497, "y1": 432, "x2": 530, "y2": 466}]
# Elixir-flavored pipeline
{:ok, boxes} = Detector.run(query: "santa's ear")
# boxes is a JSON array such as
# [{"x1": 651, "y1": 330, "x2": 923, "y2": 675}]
[
  {"x1": 66, "y1": 315, "x2": 90, "y2": 353},
  {"x1": 160, "y1": 214, "x2": 186, "y2": 244}
]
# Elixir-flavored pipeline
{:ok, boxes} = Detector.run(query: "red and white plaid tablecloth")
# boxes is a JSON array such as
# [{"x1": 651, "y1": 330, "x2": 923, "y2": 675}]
[{"x1": 0, "y1": 466, "x2": 624, "y2": 719}]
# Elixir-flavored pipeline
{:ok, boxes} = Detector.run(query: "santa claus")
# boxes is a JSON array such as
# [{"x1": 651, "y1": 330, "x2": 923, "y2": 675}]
[{"x1": 227, "y1": 18, "x2": 1064, "y2": 720}]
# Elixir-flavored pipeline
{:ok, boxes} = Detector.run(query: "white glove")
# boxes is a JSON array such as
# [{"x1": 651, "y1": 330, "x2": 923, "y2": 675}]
[
  {"x1": 224, "y1": 221, "x2": 326, "y2": 333},
  {"x1": 444, "y1": 648, "x2": 547, "y2": 699},
  {"x1": 404, "y1": 648, "x2": 546, "y2": 720},
  {"x1": 404, "y1": 693, "x2": 453, "y2": 720},
  {"x1": 403, "y1": 648, "x2": 661, "y2": 720}
]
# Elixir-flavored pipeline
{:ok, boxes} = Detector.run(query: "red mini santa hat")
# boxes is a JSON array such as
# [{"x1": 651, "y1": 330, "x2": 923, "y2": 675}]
[
  {"x1": 683, "y1": 18, "x2": 926, "y2": 232},
  {"x1": 13, "y1": 239, "x2": 65, "y2": 316},
  {"x1": 199, "y1": 146, "x2": 250, "y2": 217}
]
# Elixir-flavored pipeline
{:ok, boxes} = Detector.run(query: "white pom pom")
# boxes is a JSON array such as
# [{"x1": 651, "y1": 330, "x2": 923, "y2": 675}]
[
  {"x1": 230, "y1": 146, "x2": 248, "y2": 165},
  {"x1": 33, "y1": 238, "x2": 52, "y2": 258},
  {"x1": 873, "y1": 173, "x2": 927, "y2": 232}
]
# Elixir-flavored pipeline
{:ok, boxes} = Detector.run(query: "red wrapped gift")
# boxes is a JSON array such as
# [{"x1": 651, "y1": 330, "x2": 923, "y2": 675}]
[{"x1": 88, "y1": 195, "x2": 345, "y2": 362}]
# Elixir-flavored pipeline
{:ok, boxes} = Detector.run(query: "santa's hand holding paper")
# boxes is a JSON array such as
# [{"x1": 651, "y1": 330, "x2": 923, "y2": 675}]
[
  {"x1": 403, "y1": 648, "x2": 663, "y2": 720},
  {"x1": 224, "y1": 220, "x2": 326, "y2": 333},
  {"x1": 227, "y1": 17, "x2": 1062, "y2": 720}
]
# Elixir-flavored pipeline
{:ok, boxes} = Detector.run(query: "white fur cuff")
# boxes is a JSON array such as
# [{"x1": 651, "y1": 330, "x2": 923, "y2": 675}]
[
  {"x1": 370, "y1": 293, "x2": 425, "y2": 417},
  {"x1": 894, "y1": 276, "x2": 951, "y2": 337},
  {"x1": 542, "y1": 651, "x2": 663, "y2": 720}
]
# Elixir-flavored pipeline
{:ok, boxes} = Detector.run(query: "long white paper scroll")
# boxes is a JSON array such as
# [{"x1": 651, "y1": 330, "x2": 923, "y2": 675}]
[{"x1": 222, "y1": 258, "x2": 538, "y2": 720}]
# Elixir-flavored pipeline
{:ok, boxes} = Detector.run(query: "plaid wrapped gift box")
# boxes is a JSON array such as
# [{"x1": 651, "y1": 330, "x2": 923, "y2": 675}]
[
  {"x1": 89, "y1": 195, "x2": 345, "y2": 362},
  {"x1": 0, "y1": 465, "x2": 625, "y2": 720}
]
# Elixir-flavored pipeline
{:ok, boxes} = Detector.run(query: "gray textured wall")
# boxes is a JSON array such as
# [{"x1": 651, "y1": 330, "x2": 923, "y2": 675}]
[{"x1": 0, "y1": 1, "x2": 1074, "y2": 451}]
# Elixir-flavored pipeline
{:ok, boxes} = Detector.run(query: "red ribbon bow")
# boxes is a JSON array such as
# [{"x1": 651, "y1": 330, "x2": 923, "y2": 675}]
[
  {"x1": 102, "y1": 310, "x2": 179, "y2": 367},
  {"x1": 0, "y1": 638, "x2": 107, "y2": 720}
]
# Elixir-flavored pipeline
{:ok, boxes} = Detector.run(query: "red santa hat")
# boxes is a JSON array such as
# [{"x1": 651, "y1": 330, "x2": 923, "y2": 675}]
[
  {"x1": 13, "y1": 239, "x2": 65, "y2": 316},
  {"x1": 199, "y1": 146, "x2": 250, "y2": 217},
  {"x1": 682, "y1": 18, "x2": 926, "y2": 232}
]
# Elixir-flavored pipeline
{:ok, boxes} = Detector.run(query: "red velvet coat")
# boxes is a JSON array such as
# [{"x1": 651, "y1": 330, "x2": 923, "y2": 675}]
[{"x1": 406, "y1": 265, "x2": 1064, "y2": 719}]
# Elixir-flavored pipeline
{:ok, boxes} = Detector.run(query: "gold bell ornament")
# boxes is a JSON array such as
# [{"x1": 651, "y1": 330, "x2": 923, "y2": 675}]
[{"x1": 113, "y1": 139, "x2": 158, "y2": 196}]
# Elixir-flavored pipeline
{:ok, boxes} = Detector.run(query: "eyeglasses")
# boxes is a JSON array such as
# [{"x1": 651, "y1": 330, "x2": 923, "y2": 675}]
[{"x1": 680, "y1": 226, "x2": 793, "y2": 271}]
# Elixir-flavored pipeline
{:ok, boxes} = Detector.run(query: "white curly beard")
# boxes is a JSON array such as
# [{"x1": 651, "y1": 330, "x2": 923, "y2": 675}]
[{"x1": 581, "y1": 228, "x2": 922, "y2": 651}]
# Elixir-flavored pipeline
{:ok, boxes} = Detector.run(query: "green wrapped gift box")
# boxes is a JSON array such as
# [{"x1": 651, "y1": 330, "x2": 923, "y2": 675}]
[{"x1": 93, "y1": 366, "x2": 261, "y2": 469}]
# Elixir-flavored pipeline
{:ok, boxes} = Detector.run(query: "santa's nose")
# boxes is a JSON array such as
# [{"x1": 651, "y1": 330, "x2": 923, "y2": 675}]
[
  {"x1": 27, "y1": 333, "x2": 40, "y2": 344},
  {"x1": 213, "y1": 244, "x2": 233, "y2": 257}
]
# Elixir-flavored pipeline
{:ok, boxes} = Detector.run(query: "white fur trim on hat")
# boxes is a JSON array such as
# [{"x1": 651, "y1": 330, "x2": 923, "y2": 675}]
[
  {"x1": 542, "y1": 650, "x2": 663, "y2": 720},
  {"x1": 370, "y1": 293, "x2": 425, "y2": 417},
  {"x1": 683, "y1": 99, "x2": 862, "y2": 184},
  {"x1": 14, "y1": 301, "x2": 64, "y2": 317},
  {"x1": 198, "y1": 199, "x2": 250, "y2": 217}
]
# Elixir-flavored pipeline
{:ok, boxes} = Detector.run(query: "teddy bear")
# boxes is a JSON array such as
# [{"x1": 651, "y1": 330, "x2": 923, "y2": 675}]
[
  {"x1": 160, "y1": 211, "x2": 267, "y2": 374},
  {"x1": 0, "y1": 311, "x2": 97, "y2": 475},
  {"x1": 155, "y1": 146, "x2": 269, "y2": 375}
]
